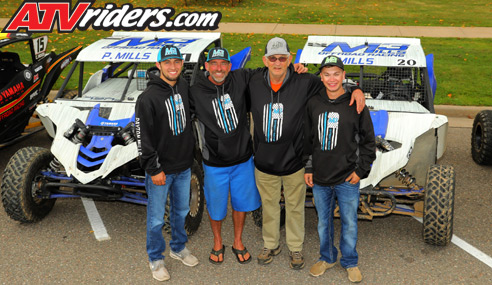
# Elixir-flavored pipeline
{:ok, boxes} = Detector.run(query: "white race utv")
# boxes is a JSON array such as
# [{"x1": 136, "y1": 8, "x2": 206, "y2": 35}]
[
  {"x1": 1, "y1": 32, "x2": 252, "y2": 236},
  {"x1": 297, "y1": 36, "x2": 454, "y2": 246}
]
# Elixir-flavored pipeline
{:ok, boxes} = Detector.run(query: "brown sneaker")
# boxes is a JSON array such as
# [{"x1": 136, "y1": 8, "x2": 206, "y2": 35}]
[
  {"x1": 347, "y1": 267, "x2": 362, "y2": 283},
  {"x1": 257, "y1": 246, "x2": 281, "y2": 265},
  {"x1": 149, "y1": 259, "x2": 170, "y2": 281},
  {"x1": 289, "y1": 251, "x2": 305, "y2": 270},
  {"x1": 309, "y1": 260, "x2": 336, "y2": 277}
]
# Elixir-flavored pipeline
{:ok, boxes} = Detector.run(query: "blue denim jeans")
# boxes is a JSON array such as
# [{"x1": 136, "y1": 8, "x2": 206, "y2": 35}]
[
  {"x1": 146, "y1": 168, "x2": 191, "y2": 262},
  {"x1": 312, "y1": 181, "x2": 360, "y2": 268}
]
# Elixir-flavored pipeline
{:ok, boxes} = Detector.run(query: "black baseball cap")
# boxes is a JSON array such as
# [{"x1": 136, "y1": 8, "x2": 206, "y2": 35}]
[
  {"x1": 207, "y1": 47, "x2": 230, "y2": 62},
  {"x1": 157, "y1": 44, "x2": 183, "y2": 62},
  {"x1": 319, "y1": 55, "x2": 344, "y2": 71}
]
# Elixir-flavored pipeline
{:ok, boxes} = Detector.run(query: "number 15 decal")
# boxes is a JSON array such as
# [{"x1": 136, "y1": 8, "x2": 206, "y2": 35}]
[{"x1": 33, "y1": 36, "x2": 48, "y2": 59}]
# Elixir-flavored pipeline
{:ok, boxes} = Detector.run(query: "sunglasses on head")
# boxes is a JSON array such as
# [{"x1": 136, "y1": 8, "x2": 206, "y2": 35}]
[{"x1": 267, "y1": 56, "x2": 289, "y2": 62}]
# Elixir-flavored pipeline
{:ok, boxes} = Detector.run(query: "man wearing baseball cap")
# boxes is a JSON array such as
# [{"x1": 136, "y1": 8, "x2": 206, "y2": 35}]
[
  {"x1": 304, "y1": 55, "x2": 375, "y2": 282},
  {"x1": 248, "y1": 38, "x2": 366, "y2": 270},
  {"x1": 135, "y1": 44, "x2": 198, "y2": 281},
  {"x1": 190, "y1": 46, "x2": 261, "y2": 265},
  {"x1": 190, "y1": 45, "x2": 311, "y2": 265}
]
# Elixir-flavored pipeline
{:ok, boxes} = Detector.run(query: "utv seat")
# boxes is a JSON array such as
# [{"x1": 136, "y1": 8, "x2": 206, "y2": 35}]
[{"x1": 0, "y1": 52, "x2": 26, "y2": 87}]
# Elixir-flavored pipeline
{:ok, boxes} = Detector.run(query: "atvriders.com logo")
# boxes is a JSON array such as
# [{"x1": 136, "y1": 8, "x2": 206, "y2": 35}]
[{"x1": 2, "y1": 0, "x2": 222, "y2": 33}]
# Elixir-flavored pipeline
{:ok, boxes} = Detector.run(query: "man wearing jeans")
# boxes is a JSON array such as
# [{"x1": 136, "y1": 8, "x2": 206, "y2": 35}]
[
  {"x1": 248, "y1": 38, "x2": 365, "y2": 270},
  {"x1": 304, "y1": 55, "x2": 376, "y2": 283},
  {"x1": 135, "y1": 45, "x2": 198, "y2": 282}
]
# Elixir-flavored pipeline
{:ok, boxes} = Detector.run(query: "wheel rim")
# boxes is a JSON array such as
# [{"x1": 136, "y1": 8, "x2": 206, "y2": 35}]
[
  {"x1": 189, "y1": 174, "x2": 200, "y2": 217},
  {"x1": 474, "y1": 123, "x2": 483, "y2": 150},
  {"x1": 31, "y1": 174, "x2": 44, "y2": 204}
]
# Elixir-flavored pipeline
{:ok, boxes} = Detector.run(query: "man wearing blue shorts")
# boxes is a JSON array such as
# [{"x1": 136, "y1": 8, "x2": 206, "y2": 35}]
[{"x1": 190, "y1": 47, "x2": 261, "y2": 264}]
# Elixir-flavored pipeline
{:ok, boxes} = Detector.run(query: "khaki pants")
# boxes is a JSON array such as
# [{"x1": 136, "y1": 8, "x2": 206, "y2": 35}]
[{"x1": 255, "y1": 168, "x2": 306, "y2": 252}]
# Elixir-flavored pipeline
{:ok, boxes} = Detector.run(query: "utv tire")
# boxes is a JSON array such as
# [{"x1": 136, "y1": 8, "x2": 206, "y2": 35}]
[
  {"x1": 471, "y1": 110, "x2": 492, "y2": 165},
  {"x1": 185, "y1": 160, "x2": 204, "y2": 235},
  {"x1": 251, "y1": 205, "x2": 286, "y2": 228},
  {"x1": 164, "y1": 160, "x2": 204, "y2": 236},
  {"x1": 422, "y1": 165, "x2": 455, "y2": 246},
  {"x1": 1, "y1": 147, "x2": 56, "y2": 222}
]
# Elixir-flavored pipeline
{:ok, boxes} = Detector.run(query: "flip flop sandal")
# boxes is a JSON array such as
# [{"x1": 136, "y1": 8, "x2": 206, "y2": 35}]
[
  {"x1": 209, "y1": 245, "x2": 225, "y2": 265},
  {"x1": 231, "y1": 246, "x2": 252, "y2": 264}
]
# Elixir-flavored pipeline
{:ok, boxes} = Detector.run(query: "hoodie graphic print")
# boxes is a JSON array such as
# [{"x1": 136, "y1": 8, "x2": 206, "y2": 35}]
[
  {"x1": 263, "y1": 102, "x2": 284, "y2": 142},
  {"x1": 318, "y1": 111, "x2": 339, "y2": 151},
  {"x1": 164, "y1": 93, "x2": 186, "y2": 136},
  {"x1": 212, "y1": 93, "x2": 238, "y2": 133}
]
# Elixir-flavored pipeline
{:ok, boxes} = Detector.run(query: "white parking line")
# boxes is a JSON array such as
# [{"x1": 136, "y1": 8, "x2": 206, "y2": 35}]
[
  {"x1": 412, "y1": 216, "x2": 492, "y2": 269},
  {"x1": 81, "y1": 197, "x2": 111, "y2": 241}
]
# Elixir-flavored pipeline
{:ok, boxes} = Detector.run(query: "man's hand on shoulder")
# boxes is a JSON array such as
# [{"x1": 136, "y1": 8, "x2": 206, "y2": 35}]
[
  {"x1": 349, "y1": 88, "x2": 365, "y2": 114},
  {"x1": 293, "y1": 63, "x2": 308, "y2": 74}
]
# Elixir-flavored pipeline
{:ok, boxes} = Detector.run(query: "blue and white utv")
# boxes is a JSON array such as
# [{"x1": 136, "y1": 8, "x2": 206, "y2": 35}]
[
  {"x1": 0, "y1": 32, "x2": 251, "y2": 236},
  {"x1": 297, "y1": 36, "x2": 455, "y2": 246}
]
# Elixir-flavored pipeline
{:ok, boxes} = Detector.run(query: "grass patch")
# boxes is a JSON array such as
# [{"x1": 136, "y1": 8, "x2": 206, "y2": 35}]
[
  {"x1": 0, "y1": 0, "x2": 491, "y2": 27},
  {"x1": 2, "y1": 31, "x2": 491, "y2": 105}
]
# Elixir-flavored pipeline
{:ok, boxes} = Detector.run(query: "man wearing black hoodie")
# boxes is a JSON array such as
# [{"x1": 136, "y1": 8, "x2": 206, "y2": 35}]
[
  {"x1": 189, "y1": 47, "x2": 261, "y2": 265},
  {"x1": 190, "y1": 47, "x2": 309, "y2": 265},
  {"x1": 304, "y1": 55, "x2": 376, "y2": 283},
  {"x1": 135, "y1": 45, "x2": 198, "y2": 282},
  {"x1": 249, "y1": 37, "x2": 365, "y2": 270}
]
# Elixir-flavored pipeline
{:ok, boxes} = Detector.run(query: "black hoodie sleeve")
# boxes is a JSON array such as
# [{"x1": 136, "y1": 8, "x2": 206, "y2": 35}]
[
  {"x1": 303, "y1": 99, "x2": 314, "y2": 174},
  {"x1": 240, "y1": 67, "x2": 264, "y2": 112},
  {"x1": 135, "y1": 94, "x2": 162, "y2": 176},
  {"x1": 355, "y1": 107, "x2": 377, "y2": 179},
  {"x1": 188, "y1": 85, "x2": 196, "y2": 118}
]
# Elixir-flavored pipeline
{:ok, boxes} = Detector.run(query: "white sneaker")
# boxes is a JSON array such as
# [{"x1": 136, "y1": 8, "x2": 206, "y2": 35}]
[
  {"x1": 149, "y1": 259, "x2": 170, "y2": 281},
  {"x1": 170, "y1": 247, "x2": 199, "y2": 267}
]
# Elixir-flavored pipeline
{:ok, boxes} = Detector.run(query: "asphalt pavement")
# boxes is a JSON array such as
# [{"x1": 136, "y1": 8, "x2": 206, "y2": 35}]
[
  {"x1": 1, "y1": 124, "x2": 492, "y2": 284},
  {"x1": 1, "y1": 15, "x2": 492, "y2": 285}
]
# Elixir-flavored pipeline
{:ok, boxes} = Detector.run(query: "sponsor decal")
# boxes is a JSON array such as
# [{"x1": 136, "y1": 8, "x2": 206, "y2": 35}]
[
  {"x1": 100, "y1": 121, "x2": 118, "y2": 126},
  {"x1": 60, "y1": 57, "x2": 71, "y2": 69},
  {"x1": 33, "y1": 73, "x2": 39, "y2": 83},
  {"x1": 0, "y1": 82, "x2": 25, "y2": 103},
  {"x1": 0, "y1": 81, "x2": 39, "y2": 121},
  {"x1": 314, "y1": 42, "x2": 410, "y2": 58},
  {"x1": 34, "y1": 65, "x2": 43, "y2": 73},
  {"x1": 24, "y1": 69, "x2": 32, "y2": 81},
  {"x1": 3, "y1": 1, "x2": 222, "y2": 33},
  {"x1": 0, "y1": 100, "x2": 25, "y2": 122},
  {"x1": 30, "y1": 90, "x2": 39, "y2": 100},
  {"x1": 97, "y1": 37, "x2": 196, "y2": 60}
]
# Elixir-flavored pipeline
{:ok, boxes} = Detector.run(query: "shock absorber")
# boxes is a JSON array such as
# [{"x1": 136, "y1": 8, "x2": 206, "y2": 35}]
[
  {"x1": 394, "y1": 168, "x2": 419, "y2": 190},
  {"x1": 49, "y1": 157, "x2": 62, "y2": 172}
]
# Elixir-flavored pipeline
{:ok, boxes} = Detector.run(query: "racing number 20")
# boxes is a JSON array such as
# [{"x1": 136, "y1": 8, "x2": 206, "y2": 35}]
[{"x1": 397, "y1": 59, "x2": 416, "y2": 66}]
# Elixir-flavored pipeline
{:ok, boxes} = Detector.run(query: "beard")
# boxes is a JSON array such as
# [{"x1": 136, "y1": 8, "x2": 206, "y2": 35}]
[
  {"x1": 161, "y1": 70, "x2": 179, "y2": 82},
  {"x1": 210, "y1": 73, "x2": 226, "y2": 83}
]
